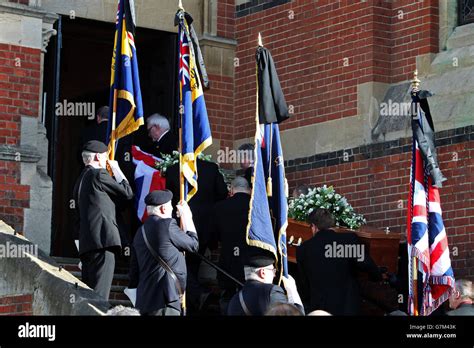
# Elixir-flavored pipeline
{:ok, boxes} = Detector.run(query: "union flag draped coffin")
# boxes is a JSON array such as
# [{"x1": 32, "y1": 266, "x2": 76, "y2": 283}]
[
  {"x1": 107, "y1": 0, "x2": 144, "y2": 159},
  {"x1": 247, "y1": 43, "x2": 290, "y2": 278},
  {"x1": 131, "y1": 146, "x2": 166, "y2": 222},
  {"x1": 176, "y1": 9, "x2": 212, "y2": 202},
  {"x1": 407, "y1": 91, "x2": 455, "y2": 316}
]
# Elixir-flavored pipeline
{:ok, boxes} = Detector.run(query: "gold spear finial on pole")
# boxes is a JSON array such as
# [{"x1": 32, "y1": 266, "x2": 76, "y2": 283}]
[
  {"x1": 258, "y1": 32, "x2": 263, "y2": 47},
  {"x1": 178, "y1": 0, "x2": 184, "y2": 10},
  {"x1": 411, "y1": 69, "x2": 421, "y2": 92}
]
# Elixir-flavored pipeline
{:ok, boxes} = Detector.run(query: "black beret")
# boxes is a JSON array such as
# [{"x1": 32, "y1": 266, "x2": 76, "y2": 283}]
[
  {"x1": 145, "y1": 190, "x2": 173, "y2": 206},
  {"x1": 83, "y1": 140, "x2": 108, "y2": 153},
  {"x1": 245, "y1": 248, "x2": 276, "y2": 268}
]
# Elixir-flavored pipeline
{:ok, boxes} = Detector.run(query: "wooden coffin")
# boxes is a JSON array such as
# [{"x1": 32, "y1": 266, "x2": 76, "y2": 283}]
[{"x1": 286, "y1": 218, "x2": 401, "y2": 274}]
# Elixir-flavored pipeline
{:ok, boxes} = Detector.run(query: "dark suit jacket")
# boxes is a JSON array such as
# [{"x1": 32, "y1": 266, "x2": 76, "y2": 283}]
[
  {"x1": 446, "y1": 303, "x2": 474, "y2": 316},
  {"x1": 296, "y1": 229, "x2": 382, "y2": 315},
  {"x1": 244, "y1": 167, "x2": 253, "y2": 188},
  {"x1": 166, "y1": 159, "x2": 228, "y2": 249},
  {"x1": 129, "y1": 216, "x2": 199, "y2": 313},
  {"x1": 81, "y1": 121, "x2": 109, "y2": 144},
  {"x1": 73, "y1": 166, "x2": 133, "y2": 255},
  {"x1": 148, "y1": 130, "x2": 178, "y2": 158},
  {"x1": 227, "y1": 280, "x2": 289, "y2": 316},
  {"x1": 209, "y1": 192, "x2": 251, "y2": 289}
]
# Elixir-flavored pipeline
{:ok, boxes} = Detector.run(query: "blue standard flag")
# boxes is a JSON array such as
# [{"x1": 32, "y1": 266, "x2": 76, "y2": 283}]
[
  {"x1": 107, "y1": 0, "x2": 144, "y2": 159},
  {"x1": 247, "y1": 44, "x2": 290, "y2": 279},
  {"x1": 177, "y1": 10, "x2": 212, "y2": 201}
]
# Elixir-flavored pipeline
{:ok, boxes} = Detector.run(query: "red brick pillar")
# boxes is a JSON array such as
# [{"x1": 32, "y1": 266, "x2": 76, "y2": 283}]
[{"x1": 0, "y1": 2, "x2": 57, "y2": 254}]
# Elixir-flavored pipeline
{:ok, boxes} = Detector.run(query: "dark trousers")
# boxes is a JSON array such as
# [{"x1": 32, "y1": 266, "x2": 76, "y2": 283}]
[
  {"x1": 81, "y1": 248, "x2": 115, "y2": 300},
  {"x1": 185, "y1": 253, "x2": 205, "y2": 309}
]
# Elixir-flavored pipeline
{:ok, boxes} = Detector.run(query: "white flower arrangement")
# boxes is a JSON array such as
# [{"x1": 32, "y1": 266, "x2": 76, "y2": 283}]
[
  {"x1": 288, "y1": 185, "x2": 366, "y2": 230},
  {"x1": 155, "y1": 151, "x2": 214, "y2": 175}
]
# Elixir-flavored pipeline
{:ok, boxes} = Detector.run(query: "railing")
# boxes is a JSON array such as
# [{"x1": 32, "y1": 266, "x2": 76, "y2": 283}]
[{"x1": 458, "y1": 0, "x2": 474, "y2": 26}]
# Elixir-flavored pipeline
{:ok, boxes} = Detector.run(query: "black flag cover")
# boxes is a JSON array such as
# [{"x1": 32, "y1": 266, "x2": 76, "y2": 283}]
[
  {"x1": 411, "y1": 90, "x2": 446, "y2": 188},
  {"x1": 256, "y1": 46, "x2": 290, "y2": 124}
]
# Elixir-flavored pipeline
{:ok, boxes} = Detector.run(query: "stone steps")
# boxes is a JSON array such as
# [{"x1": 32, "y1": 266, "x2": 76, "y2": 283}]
[{"x1": 52, "y1": 256, "x2": 132, "y2": 306}]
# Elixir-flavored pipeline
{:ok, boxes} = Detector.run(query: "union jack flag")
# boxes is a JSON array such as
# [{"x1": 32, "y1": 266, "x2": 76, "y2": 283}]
[
  {"x1": 131, "y1": 146, "x2": 166, "y2": 222},
  {"x1": 407, "y1": 94, "x2": 455, "y2": 316},
  {"x1": 179, "y1": 27, "x2": 190, "y2": 87}
]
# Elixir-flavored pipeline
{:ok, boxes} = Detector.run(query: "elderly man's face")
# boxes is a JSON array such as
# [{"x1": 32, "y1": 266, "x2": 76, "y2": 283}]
[
  {"x1": 97, "y1": 152, "x2": 108, "y2": 169},
  {"x1": 160, "y1": 201, "x2": 173, "y2": 219},
  {"x1": 448, "y1": 289, "x2": 461, "y2": 309},
  {"x1": 147, "y1": 124, "x2": 161, "y2": 142}
]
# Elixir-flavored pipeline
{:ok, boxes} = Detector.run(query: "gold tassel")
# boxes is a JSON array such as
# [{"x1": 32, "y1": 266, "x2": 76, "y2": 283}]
[
  {"x1": 284, "y1": 178, "x2": 289, "y2": 198},
  {"x1": 267, "y1": 177, "x2": 273, "y2": 197}
]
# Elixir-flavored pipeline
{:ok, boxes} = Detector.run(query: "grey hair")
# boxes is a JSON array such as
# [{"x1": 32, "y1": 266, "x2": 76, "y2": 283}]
[
  {"x1": 147, "y1": 113, "x2": 170, "y2": 130},
  {"x1": 81, "y1": 151, "x2": 96, "y2": 165},
  {"x1": 244, "y1": 266, "x2": 263, "y2": 281},
  {"x1": 146, "y1": 205, "x2": 161, "y2": 216},
  {"x1": 455, "y1": 279, "x2": 473, "y2": 300},
  {"x1": 231, "y1": 176, "x2": 250, "y2": 193},
  {"x1": 106, "y1": 305, "x2": 140, "y2": 316}
]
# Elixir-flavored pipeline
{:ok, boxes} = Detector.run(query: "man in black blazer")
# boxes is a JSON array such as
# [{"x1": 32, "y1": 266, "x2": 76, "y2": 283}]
[
  {"x1": 296, "y1": 208, "x2": 382, "y2": 315},
  {"x1": 227, "y1": 250, "x2": 303, "y2": 316},
  {"x1": 146, "y1": 113, "x2": 178, "y2": 158},
  {"x1": 237, "y1": 143, "x2": 254, "y2": 188},
  {"x1": 73, "y1": 141, "x2": 134, "y2": 300},
  {"x1": 209, "y1": 176, "x2": 251, "y2": 314},
  {"x1": 166, "y1": 158, "x2": 228, "y2": 310},
  {"x1": 129, "y1": 190, "x2": 199, "y2": 315}
]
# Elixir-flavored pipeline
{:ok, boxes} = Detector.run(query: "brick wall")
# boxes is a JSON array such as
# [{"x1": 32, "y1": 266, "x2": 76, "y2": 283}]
[
  {"x1": 391, "y1": 0, "x2": 439, "y2": 82},
  {"x1": 206, "y1": 74, "x2": 235, "y2": 151},
  {"x1": 204, "y1": 0, "x2": 236, "y2": 163},
  {"x1": 234, "y1": 0, "x2": 440, "y2": 139},
  {"x1": 217, "y1": 0, "x2": 236, "y2": 39},
  {"x1": 0, "y1": 43, "x2": 41, "y2": 234},
  {"x1": 7, "y1": 0, "x2": 29, "y2": 4},
  {"x1": 0, "y1": 294, "x2": 33, "y2": 316},
  {"x1": 286, "y1": 127, "x2": 474, "y2": 280}
]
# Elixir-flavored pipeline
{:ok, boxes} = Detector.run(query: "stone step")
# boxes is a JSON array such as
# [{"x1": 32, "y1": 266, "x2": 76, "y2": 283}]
[
  {"x1": 69, "y1": 271, "x2": 130, "y2": 287},
  {"x1": 53, "y1": 257, "x2": 131, "y2": 275}
]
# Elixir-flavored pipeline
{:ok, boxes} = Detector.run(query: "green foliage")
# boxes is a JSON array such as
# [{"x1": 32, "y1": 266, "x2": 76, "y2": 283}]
[{"x1": 288, "y1": 185, "x2": 366, "y2": 230}]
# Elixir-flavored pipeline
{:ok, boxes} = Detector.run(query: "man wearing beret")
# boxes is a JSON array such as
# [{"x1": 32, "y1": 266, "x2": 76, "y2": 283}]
[
  {"x1": 227, "y1": 249, "x2": 303, "y2": 315},
  {"x1": 73, "y1": 140, "x2": 133, "y2": 300},
  {"x1": 129, "y1": 190, "x2": 199, "y2": 315}
]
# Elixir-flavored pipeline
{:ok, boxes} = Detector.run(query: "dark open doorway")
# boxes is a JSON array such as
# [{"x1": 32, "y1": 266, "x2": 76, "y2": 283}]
[{"x1": 44, "y1": 16, "x2": 178, "y2": 257}]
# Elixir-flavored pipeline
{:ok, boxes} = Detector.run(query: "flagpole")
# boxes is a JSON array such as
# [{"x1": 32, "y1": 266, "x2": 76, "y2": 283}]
[
  {"x1": 178, "y1": 0, "x2": 185, "y2": 203},
  {"x1": 110, "y1": 89, "x2": 118, "y2": 160},
  {"x1": 177, "y1": 0, "x2": 187, "y2": 316},
  {"x1": 411, "y1": 70, "x2": 421, "y2": 316}
]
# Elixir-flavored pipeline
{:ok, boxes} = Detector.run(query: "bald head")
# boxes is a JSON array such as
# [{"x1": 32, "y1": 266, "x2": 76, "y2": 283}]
[{"x1": 231, "y1": 176, "x2": 250, "y2": 195}]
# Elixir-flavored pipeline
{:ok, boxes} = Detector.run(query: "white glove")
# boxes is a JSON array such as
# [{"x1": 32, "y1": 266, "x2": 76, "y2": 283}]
[
  {"x1": 107, "y1": 160, "x2": 127, "y2": 183},
  {"x1": 176, "y1": 201, "x2": 196, "y2": 233},
  {"x1": 281, "y1": 275, "x2": 302, "y2": 307}
]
